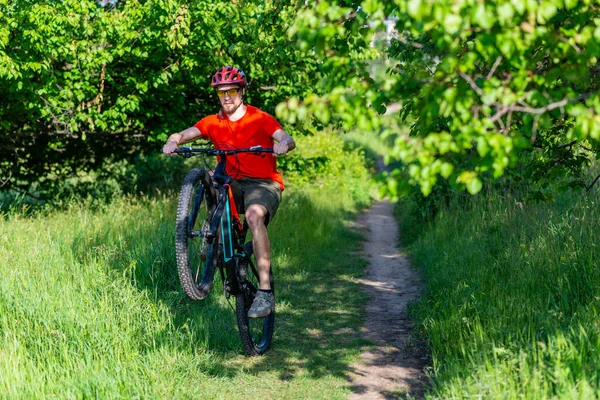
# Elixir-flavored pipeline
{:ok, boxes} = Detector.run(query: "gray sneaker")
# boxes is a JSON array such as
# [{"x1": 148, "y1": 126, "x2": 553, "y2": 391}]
[{"x1": 248, "y1": 290, "x2": 274, "y2": 318}]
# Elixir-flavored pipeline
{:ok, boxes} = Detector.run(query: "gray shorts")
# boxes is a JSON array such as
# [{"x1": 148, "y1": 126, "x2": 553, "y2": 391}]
[{"x1": 230, "y1": 178, "x2": 282, "y2": 224}]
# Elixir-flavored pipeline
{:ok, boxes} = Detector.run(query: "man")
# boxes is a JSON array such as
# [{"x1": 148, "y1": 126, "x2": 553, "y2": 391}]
[{"x1": 162, "y1": 66, "x2": 295, "y2": 318}]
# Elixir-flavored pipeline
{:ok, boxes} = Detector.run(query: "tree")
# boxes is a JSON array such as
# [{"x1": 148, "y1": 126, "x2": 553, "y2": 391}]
[
  {"x1": 282, "y1": 0, "x2": 600, "y2": 197},
  {"x1": 0, "y1": 0, "x2": 316, "y2": 197}
]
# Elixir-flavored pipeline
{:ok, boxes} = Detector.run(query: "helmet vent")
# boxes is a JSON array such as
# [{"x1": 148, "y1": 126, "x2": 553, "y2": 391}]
[{"x1": 211, "y1": 66, "x2": 247, "y2": 87}]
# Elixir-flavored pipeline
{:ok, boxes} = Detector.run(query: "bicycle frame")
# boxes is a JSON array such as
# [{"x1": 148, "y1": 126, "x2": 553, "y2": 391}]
[
  {"x1": 177, "y1": 146, "x2": 272, "y2": 296},
  {"x1": 212, "y1": 169, "x2": 250, "y2": 296},
  {"x1": 174, "y1": 145, "x2": 277, "y2": 354}
]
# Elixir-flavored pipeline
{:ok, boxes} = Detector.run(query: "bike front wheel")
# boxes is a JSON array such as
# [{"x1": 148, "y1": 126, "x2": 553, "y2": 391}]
[
  {"x1": 235, "y1": 249, "x2": 275, "y2": 355},
  {"x1": 176, "y1": 168, "x2": 218, "y2": 300}
]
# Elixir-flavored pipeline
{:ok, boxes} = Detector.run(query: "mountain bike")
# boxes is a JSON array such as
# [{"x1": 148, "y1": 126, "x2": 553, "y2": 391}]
[{"x1": 173, "y1": 145, "x2": 275, "y2": 355}]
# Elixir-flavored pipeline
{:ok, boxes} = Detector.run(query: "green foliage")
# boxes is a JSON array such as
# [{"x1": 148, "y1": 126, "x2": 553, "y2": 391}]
[
  {"x1": 282, "y1": 0, "x2": 600, "y2": 196},
  {"x1": 1, "y1": 0, "x2": 318, "y2": 198},
  {"x1": 280, "y1": 131, "x2": 373, "y2": 197},
  {"x1": 398, "y1": 186, "x2": 600, "y2": 398},
  {"x1": 0, "y1": 153, "x2": 190, "y2": 212},
  {"x1": 1, "y1": 127, "x2": 374, "y2": 217},
  {"x1": 4, "y1": 0, "x2": 600, "y2": 200}
]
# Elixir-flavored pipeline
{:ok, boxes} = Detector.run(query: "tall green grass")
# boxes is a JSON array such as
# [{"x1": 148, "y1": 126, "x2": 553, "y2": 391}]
[
  {"x1": 399, "y1": 188, "x2": 600, "y2": 399},
  {"x1": 0, "y1": 133, "x2": 372, "y2": 398}
]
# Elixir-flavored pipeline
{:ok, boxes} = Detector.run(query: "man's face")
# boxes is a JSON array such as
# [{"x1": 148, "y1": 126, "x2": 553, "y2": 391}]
[{"x1": 216, "y1": 84, "x2": 244, "y2": 114}]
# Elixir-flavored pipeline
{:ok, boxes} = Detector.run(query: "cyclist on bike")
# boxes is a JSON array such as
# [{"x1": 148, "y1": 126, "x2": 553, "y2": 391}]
[{"x1": 162, "y1": 66, "x2": 295, "y2": 318}]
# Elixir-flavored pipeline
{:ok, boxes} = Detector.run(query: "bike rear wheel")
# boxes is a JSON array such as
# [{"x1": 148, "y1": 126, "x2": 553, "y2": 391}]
[
  {"x1": 176, "y1": 168, "x2": 218, "y2": 300},
  {"x1": 235, "y1": 247, "x2": 275, "y2": 355}
]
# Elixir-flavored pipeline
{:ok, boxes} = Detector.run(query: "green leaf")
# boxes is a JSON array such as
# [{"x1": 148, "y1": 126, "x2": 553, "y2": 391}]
[
  {"x1": 538, "y1": 2, "x2": 558, "y2": 23},
  {"x1": 467, "y1": 177, "x2": 483, "y2": 194},
  {"x1": 564, "y1": 0, "x2": 579, "y2": 9},
  {"x1": 407, "y1": 0, "x2": 424, "y2": 19},
  {"x1": 444, "y1": 14, "x2": 462, "y2": 34},
  {"x1": 473, "y1": 4, "x2": 495, "y2": 30},
  {"x1": 440, "y1": 162, "x2": 454, "y2": 178},
  {"x1": 477, "y1": 137, "x2": 490, "y2": 157},
  {"x1": 511, "y1": 0, "x2": 527, "y2": 14},
  {"x1": 497, "y1": 3, "x2": 514, "y2": 25}
]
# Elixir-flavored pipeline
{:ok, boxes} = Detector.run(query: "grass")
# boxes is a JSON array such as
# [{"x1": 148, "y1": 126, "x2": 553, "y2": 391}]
[
  {"x1": 0, "y1": 133, "x2": 373, "y2": 398},
  {"x1": 398, "y1": 187, "x2": 600, "y2": 399}
]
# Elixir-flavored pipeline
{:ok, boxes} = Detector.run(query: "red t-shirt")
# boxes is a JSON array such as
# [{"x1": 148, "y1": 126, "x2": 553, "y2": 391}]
[{"x1": 194, "y1": 105, "x2": 285, "y2": 190}]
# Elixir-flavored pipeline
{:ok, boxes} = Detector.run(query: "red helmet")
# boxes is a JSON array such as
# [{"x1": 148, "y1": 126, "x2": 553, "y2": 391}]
[{"x1": 211, "y1": 66, "x2": 247, "y2": 87}]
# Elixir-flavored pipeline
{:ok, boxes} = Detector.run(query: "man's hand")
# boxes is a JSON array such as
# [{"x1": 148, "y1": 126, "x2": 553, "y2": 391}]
[
  {"x1": 272, "y1": 129, "x2": 295, "y2": 156},
  {"x1": 273, "y1": 141, "x2": 290, "y2": 156},
  {"x1": 162, "y1": 140, "x2": 179, "y2": 156}
]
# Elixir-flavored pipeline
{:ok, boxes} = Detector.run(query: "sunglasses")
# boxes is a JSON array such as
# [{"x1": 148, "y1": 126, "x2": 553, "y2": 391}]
[{"x1": 216, "y1": 88, "x2": 241, "y2": 97}]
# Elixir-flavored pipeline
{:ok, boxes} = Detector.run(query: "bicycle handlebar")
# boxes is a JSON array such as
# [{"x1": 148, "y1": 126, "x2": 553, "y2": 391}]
[{"x1": 174, "y1": 146, "x2": 274, "y2": 157}]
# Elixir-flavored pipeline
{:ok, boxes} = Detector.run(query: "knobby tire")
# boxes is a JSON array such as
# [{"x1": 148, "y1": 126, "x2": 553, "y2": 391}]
[
  {"x1": 176, "y1": 168, "x2": 218, "y2": 300},
  {"x1": 235, "y1": 251, "x2": 275, "y2": 356}
]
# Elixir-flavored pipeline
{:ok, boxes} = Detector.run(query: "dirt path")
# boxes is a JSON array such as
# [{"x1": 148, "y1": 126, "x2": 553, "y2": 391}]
[{"x1": 348, "y1": 198, "x2": 429, "y2": 399}]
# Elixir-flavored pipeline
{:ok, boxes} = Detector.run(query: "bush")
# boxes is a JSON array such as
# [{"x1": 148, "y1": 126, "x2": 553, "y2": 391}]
[{"x1": 1, "y1": 130, "x2": 375, "y2": 213}]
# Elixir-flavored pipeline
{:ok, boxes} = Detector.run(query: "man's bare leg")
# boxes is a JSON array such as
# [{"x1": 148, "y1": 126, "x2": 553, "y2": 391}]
[{"x1": 244, "y1": 204, "x2": 271, "y2": 290}]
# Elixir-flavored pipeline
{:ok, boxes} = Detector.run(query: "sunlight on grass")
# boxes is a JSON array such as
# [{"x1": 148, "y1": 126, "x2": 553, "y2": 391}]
[
  {"x1": 0, "y1": 132, "x2": 373, "y2": 398},
  {"x1": 399, "y1": 188, "x2": 600, "y2": 399}
]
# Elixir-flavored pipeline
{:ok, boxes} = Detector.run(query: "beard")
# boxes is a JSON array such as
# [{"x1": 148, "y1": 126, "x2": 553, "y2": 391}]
[{"x1": 222, "y1": 100, "x2": 242, "y2": 115}]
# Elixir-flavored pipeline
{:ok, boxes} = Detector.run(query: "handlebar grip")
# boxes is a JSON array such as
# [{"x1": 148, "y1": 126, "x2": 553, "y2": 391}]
[{"x1": 248, "y1": 146, "x2": 273, "y2": 153}]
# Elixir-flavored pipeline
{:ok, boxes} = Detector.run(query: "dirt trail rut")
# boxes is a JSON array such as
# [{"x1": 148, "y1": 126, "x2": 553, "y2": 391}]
[{"x1": 348, "y1": 199, "x2": 428, "y2": 399}]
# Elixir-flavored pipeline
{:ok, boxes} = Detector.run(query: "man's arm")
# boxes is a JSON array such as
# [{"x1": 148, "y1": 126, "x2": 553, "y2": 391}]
[
  {"x1": 162, "y1": 126, "x2": 203, "y2": 155},
  {"x1": 272, "y1": 129, "x2": 296, "y2": 156}
]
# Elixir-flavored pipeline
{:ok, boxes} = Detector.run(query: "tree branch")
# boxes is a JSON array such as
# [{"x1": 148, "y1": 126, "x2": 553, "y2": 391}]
[
  {"x1": 486, "y1": 57, "x2": 503, "y2": 80},
  {"x1": 496, "y1": 114, "x2": 506, "y2": 131},
  {"x1": 490, "y1": 97, "x2": 568, "y2": 123},
  {"x1": 0, "y1": 168, "x2": 13, "y2": 187},
  {"x1": 557, "y1": 140, "x2": 578, "y2": 149},
  {"x1": 336, "y1": 10, "x2": 358, "y2": 24},
  {"x1": 504, "y1": 110, "x2": 513, "y2": 133},
  {"x1": 587, "y1": 172, "x2": 600, "y2": 192},
  {"x1": 458, "y1": 71, "x2": 483, "y2": 96},
  {"x1": 559, "y1": 36, "x2": 581, "y2": 53},
  {"x1": 395, "y1": 36, "x2": 424, "y2": 49}
]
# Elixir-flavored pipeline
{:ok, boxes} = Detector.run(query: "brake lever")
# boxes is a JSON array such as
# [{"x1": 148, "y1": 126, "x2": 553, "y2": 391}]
[{"x1": 177, "y1": 146, "x2": 193, "y2": 158}]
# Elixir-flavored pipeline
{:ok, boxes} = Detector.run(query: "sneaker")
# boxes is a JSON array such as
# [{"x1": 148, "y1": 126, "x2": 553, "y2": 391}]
[{"x1": 248, "y1": 290, "x2": 274, "y2": 318}]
